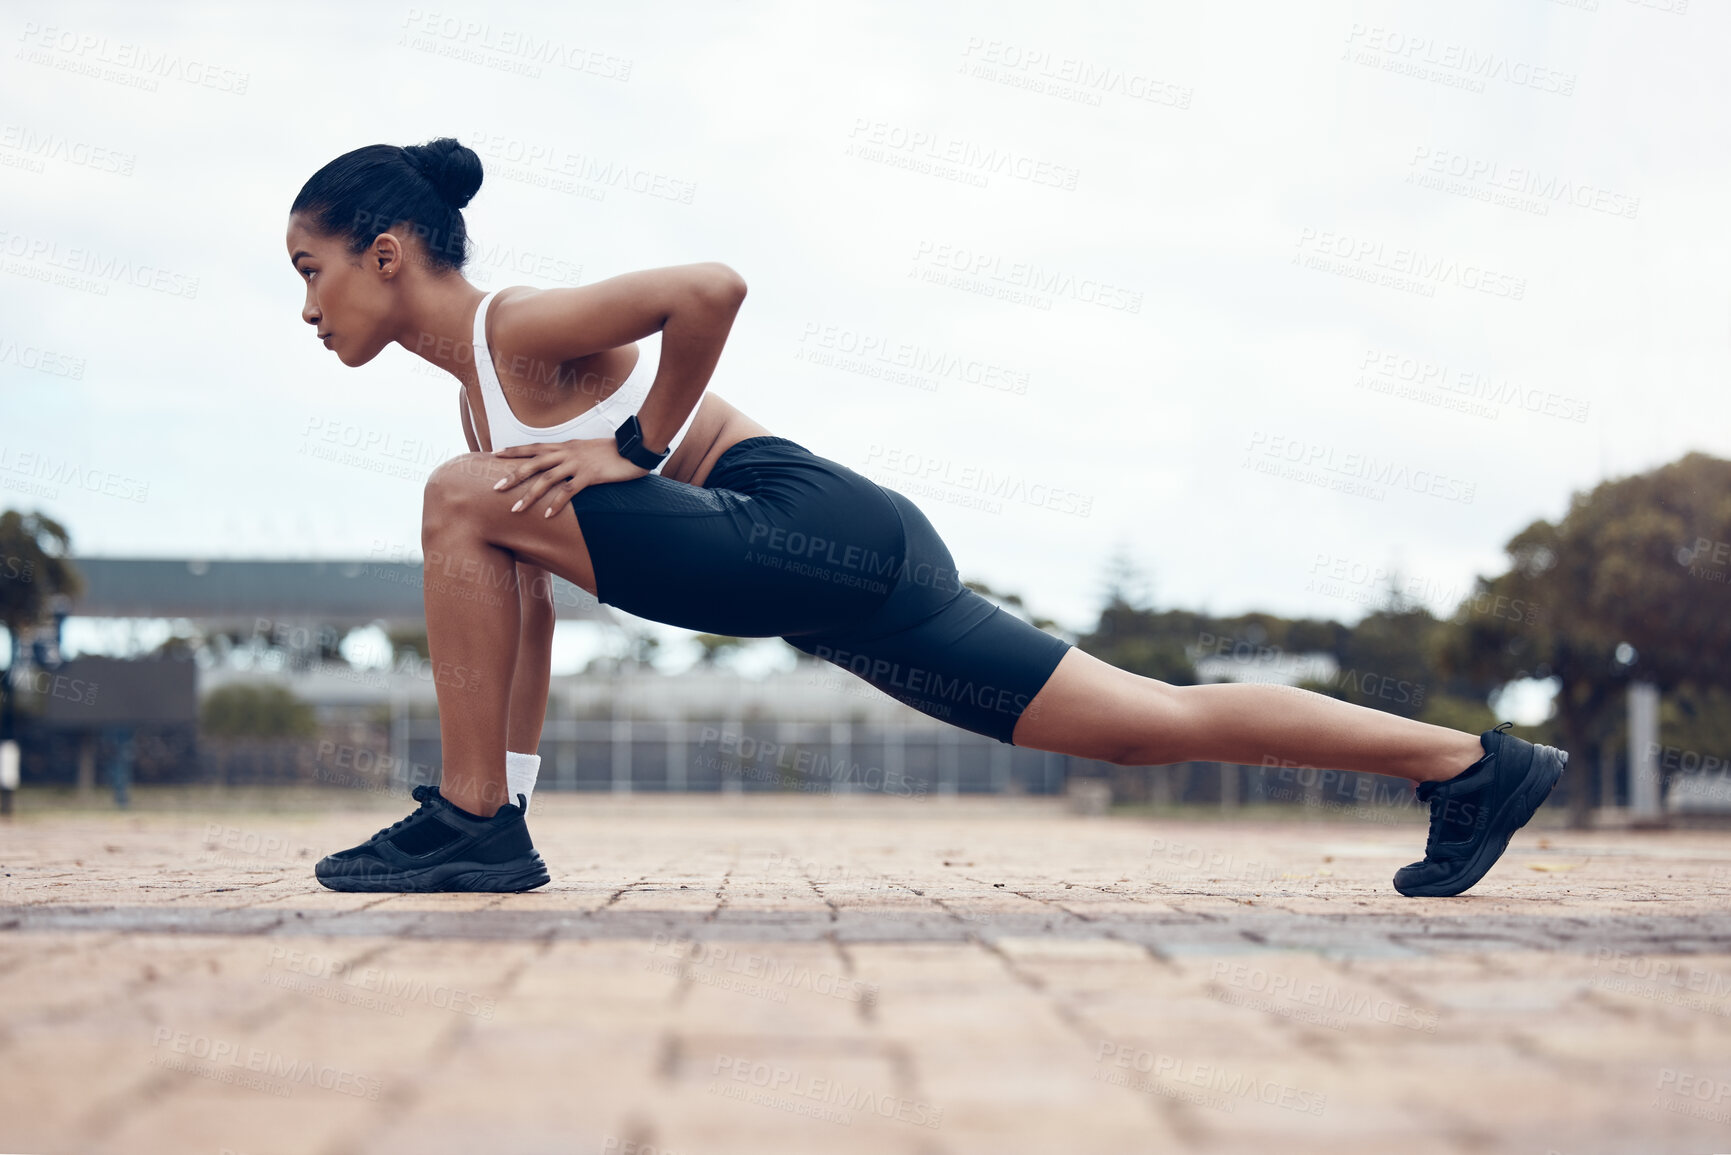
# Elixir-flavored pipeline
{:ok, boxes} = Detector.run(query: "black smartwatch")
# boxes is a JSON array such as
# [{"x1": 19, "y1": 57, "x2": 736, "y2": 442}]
[{"x1": 613, "y1": 413, "x2": 670, "y2": 470}]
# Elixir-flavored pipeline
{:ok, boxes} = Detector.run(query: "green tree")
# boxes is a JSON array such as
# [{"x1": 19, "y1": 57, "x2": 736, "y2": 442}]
[
  {"x1": 692, "y1": 633, "x2": 745, "y2": 666},
  {"x1": 1437, "y1": 452, "x2": 1731, "y2": 826},
  {"x1": 0, "y1": 510, "x2": 85, "y2": 741},
  {"x1": 200, "y1": 683, "x2": 317, "y2": 738}
]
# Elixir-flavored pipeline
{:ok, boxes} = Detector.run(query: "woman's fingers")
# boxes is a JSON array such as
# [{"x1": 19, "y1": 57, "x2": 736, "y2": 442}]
[
  {"x1": 491, "y1": 440, "x2": 614, "y2": 513},
  {"x1": 509, "y1": 463, "x2": 583, "y2": 514},
  {"x1": 493, "y1": 448, "x2": 566, "y2": 494},
  {"x1": 536, "y1": 477, "x2": 585, "y2": 519}
]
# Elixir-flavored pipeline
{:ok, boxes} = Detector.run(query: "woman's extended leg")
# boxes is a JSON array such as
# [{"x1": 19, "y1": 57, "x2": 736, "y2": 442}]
[{"x1": 1010, "y1": 647, "x2": 1485, "y2": 782}]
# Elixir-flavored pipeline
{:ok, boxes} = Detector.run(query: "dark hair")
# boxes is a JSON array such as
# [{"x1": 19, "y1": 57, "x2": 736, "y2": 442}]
[{"x1": 290, "y1": 137, "x2": 484, "y2": 273}]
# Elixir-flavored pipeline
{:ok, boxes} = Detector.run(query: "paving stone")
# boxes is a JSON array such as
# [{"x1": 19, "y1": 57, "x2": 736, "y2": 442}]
[{"x1": 3, "y1": 796, "x2": 1730, "y2": 1153}]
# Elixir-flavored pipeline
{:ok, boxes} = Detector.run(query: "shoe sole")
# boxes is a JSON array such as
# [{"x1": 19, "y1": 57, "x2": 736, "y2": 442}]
[
  {"x1": 316, "y1": 852, "x2": 551, "y2": 893},
  {"x1": 1393, "y1": 745, "x2": 1568, "y2": 898}
]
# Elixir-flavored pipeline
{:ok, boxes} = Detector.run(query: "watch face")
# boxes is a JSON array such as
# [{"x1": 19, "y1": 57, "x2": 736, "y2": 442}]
[{"x1": 614, "y1": 413, "x2": 667, "y2": 468}]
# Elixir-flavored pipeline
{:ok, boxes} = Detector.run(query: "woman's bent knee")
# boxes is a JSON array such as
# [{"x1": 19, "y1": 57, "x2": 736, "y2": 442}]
[{"x1": 424, "y1": 453, "x2": 507, "y2": 524}]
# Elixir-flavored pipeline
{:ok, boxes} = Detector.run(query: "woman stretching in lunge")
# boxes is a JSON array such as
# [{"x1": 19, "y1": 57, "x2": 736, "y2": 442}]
[{"x1": 285, "y1": 138, "x2": 1567, "y2": 899}]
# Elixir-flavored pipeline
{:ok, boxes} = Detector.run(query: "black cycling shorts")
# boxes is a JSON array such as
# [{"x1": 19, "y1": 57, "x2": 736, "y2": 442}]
[{"x1": 568, "y1": 435, "x2": 1072, "y2": 744}]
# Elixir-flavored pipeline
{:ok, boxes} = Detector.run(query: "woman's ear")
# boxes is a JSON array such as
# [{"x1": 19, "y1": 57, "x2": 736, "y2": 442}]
[{"x1": 371, "y1": 231, "x2": 404, "y2": 277}]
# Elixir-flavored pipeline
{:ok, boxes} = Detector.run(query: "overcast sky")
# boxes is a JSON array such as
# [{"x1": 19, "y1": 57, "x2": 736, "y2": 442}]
[{"x1": 3, "y1": 0, "x2": 1726, "y2": 674}]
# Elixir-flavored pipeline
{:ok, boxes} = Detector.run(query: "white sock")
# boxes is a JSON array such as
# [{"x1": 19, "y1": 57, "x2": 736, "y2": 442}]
[{"x1": 505, "y1": 751, "x2": 541, "y2": 812}]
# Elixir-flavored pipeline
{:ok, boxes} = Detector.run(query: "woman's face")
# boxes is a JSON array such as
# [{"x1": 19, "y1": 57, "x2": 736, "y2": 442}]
[{"x1": 285, "y1": 213, "x2": 403, "y2": 367}]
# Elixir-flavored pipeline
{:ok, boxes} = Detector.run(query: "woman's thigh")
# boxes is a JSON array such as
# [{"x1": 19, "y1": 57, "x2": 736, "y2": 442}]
[
  {"x1": 790, "y1": 585, "x2": 1073, "y2": 743},
  {"x1": 784, "y1": 484, "x2": 1075, "y2": 744},
  {"x1": 425, "y1": 440, "x2": 905, "y2": 638}
]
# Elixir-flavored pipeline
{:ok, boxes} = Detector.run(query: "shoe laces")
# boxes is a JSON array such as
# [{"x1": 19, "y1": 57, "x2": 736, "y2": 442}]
[{"x1": 363, "y1": 783, "x2": 443, "y2": 844}]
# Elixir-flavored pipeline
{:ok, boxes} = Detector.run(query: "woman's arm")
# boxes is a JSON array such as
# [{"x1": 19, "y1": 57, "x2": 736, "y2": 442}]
[
  {"x1": 459, "y1": 388, "x2": 555, "y2": 754},
  {"x1": 492, "y1": 262, "x2": 747, "y2": 454}
]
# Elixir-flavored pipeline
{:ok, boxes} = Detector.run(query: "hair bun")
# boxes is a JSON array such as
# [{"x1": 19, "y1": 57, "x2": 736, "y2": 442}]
[{"x1": 402, "y1": 137, "x2": 483, "y2": 209}]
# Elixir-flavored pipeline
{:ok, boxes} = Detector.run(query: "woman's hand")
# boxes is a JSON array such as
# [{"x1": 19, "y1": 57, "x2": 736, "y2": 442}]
[{"x1": 491, "y1": 438, "x2": 650, "y2": 518}]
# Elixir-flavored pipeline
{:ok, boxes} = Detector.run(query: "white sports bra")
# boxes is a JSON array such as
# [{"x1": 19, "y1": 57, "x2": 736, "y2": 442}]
[{"x1": 467, "y1": 288, "x2": 698, "y2": 475}]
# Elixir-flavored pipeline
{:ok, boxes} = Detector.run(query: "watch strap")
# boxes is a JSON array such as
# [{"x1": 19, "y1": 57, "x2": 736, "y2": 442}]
[{"x1": 614, "y1": 413, "x2": 670, "y2": 470}]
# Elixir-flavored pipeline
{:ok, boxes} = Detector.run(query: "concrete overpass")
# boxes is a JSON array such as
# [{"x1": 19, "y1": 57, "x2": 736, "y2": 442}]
[{"x1": 61, "y1": 556, "x2": 617, "y2": 631}]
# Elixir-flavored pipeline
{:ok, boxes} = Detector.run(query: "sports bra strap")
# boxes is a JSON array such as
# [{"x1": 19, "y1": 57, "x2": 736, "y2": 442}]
[{"x1": 471, "y1": 289, "x2": 512, "y2": 435}]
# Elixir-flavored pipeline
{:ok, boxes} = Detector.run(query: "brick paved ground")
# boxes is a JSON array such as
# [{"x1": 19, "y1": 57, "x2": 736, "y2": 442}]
[{"x1": 3, "y1": 792, "x2": 1731, "y2": 1155}]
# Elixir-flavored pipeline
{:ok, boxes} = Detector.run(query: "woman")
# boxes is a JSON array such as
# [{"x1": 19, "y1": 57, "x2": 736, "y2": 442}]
[{"x1": 285, "y1": 138, "x2": 1567, "y2": 899}]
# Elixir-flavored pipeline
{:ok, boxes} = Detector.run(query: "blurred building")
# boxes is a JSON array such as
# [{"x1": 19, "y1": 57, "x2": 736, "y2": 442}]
[{"x1": 7, "y1": 556, "x2": 1080, "y2": 795}]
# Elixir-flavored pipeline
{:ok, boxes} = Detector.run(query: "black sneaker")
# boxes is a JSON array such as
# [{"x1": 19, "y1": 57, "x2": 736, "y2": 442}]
[
  {"x1": 1393, "y1": 722, "x2": 1569, "y2": 898},
  {"x1": 314, "y1": 784, "x2": 551, "y2": 893}
]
